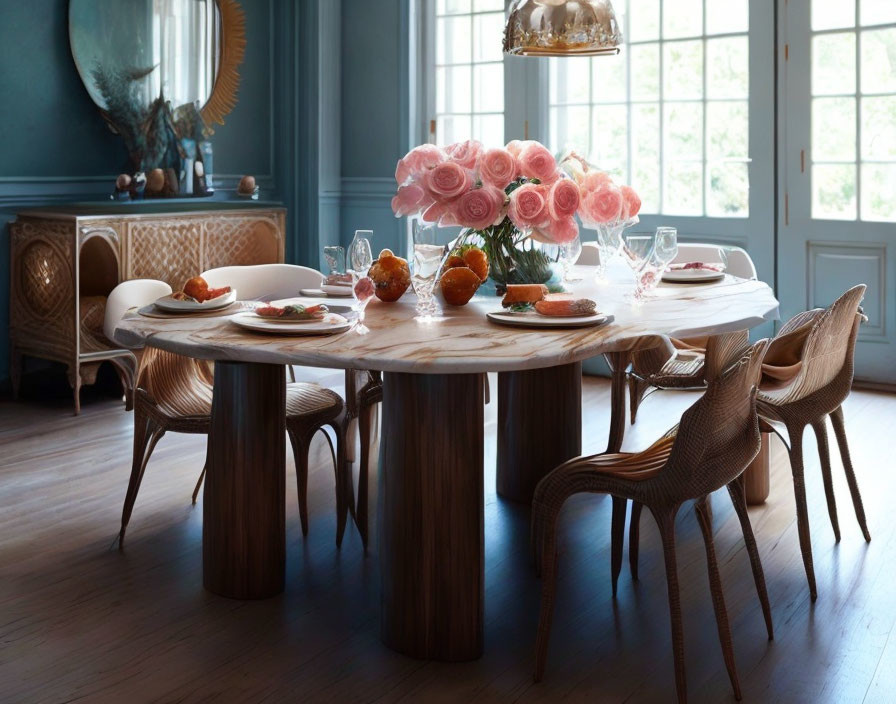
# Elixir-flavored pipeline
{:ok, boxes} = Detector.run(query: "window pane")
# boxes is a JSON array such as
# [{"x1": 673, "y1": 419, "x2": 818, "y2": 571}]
[
  {"x1": 813, "y1": 97, "x2": 857, "y2": 161},
  {"x1": 628, "y1": 0, "x2": 660, "y2": 42},
  {"x1": 592, "y1": 105, "x2": 629, "y2": 179},
  {"x1": 861, "y1": 28, "x2": 896, "y2": 94},
  {"x1": 812, "y1": 33, "x2": 857, "y2": 95},
  {"x1": 473, "y1": 63, "x2": 503, "y2": 112},
  {"x1": 437, "y1": 66, "x2": 472, "y2": 114},
  {"x1": 664, "y1": 41, "x2": 704, "y2": 100},
  {"x1": 861, "y1": 0, "x2": 896, "y2": 26},
  {"x1": 662, "y1": 0, "x2": 702, "y2": 39},
  {"x1": 706, "y1": 37, "x2": 750, "y2": 99},
  {"x1": 437, "y1": 16, "x2": 471, "y2": 64},
  {"x1": 861, "y1": 163, "x2": 896, "y2": 220},
  {"x1": 861, "y1": 96, "x2": 896, "y2": 159},
  {"x1": 632, "y1": 104, "x2": 661, "y2": 211},
  {"x1": 813, "y1": 164, "x2": 857, "y2": 219},
  {"x1": 630, "y1": 44, "x2": 660, "y2": 101},
  {"x1": 473, "y1": 13, "x2": 504, "y2": 63},
  {"x1": 812, "y1": 0, "x2": 856, "y2": 31},
  {"x1": 707, "y1": 101, "x2": 749, "y2": 159},
  {"x1": 664, "y1": 162, "x2": 703, "y2": 215},
  {"x1": 550, "y1": 57, "x2": 591, "y2": 104},
  {"x1": 592, "y1": 53, "x2": 627, "y2": 103},
  {"x1": 706, "y1": 0, "x2": 749, "y2": 35},
  {"x1": 438, "y1": 114, "x2": 472, "y2": 145},
  {"x1": 707, "y1": 162, "x2": 750, "y2": 217},
  {"x1": 550, "y1": 106, "x2": 591, "y2": 155},
  {"x1": 473, "y1": 114, "x2": 504, "y2": 146},
  {"x1": 437, "y1": 0, "x2": 471, "y2": 15},
  {"x1": 473, "y1": 0, "x2": 504, "y2": 11},
  {"x1": 665, "y1": 102, "x2": 704, "y2": 160}
]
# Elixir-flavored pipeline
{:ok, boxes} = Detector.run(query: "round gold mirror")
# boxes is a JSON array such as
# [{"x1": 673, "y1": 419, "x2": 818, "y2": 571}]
[{"x1": 69, "y1": 0, "x2": 245, "y2": 131}]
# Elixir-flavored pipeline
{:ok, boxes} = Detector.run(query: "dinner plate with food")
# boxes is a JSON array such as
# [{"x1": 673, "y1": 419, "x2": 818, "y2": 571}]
[
  {"x1": 231, "y1": 303, "x2": 352, "y2": 335},
  {"x1": 486, "y1": 284, "x2": 612, "y2": 329},
  {"x1": 300, "y1": 273, "x2": 355, "y2": 298},
  {"x1": 154, "y1": 276, "x2": 237, "y2": 312},
  {"x1": 662, "y1": 262, "x2": 726, "y2": 283}
]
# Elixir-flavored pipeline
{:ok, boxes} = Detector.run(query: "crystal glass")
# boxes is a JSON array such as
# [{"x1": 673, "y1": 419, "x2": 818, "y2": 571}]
[
  {"x1": 323, "y1": 245, "x2": 345, "y2": 276},
  {"x1": 412, "y1": 220, "x2": 446, "y2": 322},
  {"x1": 347, "y1": 233, "x2": 374, "y2": 333},
  {"x1": 622, "y1": 233, "x2": 657, "y2": 301},
  {"x1": 593, "y1": 222, "x2": 626, "y2": 282},
  {"x1": 559, "y1": 234, "x2": 584, "y2": 283}
]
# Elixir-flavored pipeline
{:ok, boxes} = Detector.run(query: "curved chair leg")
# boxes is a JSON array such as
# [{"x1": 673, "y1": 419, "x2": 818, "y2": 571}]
[
  {"x1": 811, "y1": 418, "x2": 841, "y2": 542},
  {"x1": 287, "y1": 427, "x2": 311, "y2": 537},
  {"x1": 533, "y1": 508, "x2": 560, "y2": 683},
  {"x1": 119, "y1": 412, "x2": 165, "y2": 547},
  {"x1": 787, "y1": 423, "x2": 818, "y2": 601},
  {"x1": 611, "y1": 497, "x2": 627, "y2": 597},
  {"x1": 629, "y1": 501, "x2": 643, "y2": 580},
  {"x1": 330, "y1": 418, "x2": 351, "y2": 549},
  {"x1": 695, "y1": 496, "x2": 743, "y2": 701},
  {"x1": 356, "y1": 402, "x2": 376, "y2": 549},
  {"x1": 652, "y1": 506, "x2": 686, "y2": 704},
  {"x1": 191, "y1": 461, "x2": 207, "y2": 505},
  {"x1": 830, "y1": 406, "x2": 871, "y2": 542},
  {"x1": 628, "y1": 376, "x2": 650, "y2": 425},
  {"x1": 727, "y1": 476, "x2": 774, "y2": 640}
]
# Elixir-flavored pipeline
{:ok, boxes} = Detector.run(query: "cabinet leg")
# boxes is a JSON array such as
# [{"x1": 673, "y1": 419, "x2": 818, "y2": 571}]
[{"x1": 67, "y1": 363, "x2": 82, "y2": 416}]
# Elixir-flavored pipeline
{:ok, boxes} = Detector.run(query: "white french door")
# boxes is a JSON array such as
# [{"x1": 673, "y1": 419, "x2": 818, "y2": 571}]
[{"x1": 780, "y1": 0, "x2": 896, "y2": 383}]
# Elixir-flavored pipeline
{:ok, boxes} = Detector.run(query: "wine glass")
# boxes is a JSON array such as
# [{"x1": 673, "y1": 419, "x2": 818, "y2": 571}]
[
  {"x1": 636, "y1": 226, "x2": 678, "y2": 297},
  {"x1": 622, "y1": 233, "x2": 657, "y2": 301},
  {"x1": 347, "y1": 235, "x2": 374, "y2": 333},
  {"x1": 323, "y1": 245, "x2": 345, "y2": 276},
  {"x1": 412, "y1": 220, "x2": 445, "y2": 322},
  {"x1": 594, "y1": 223, "x2": 625, "y2": 283},
  {"x1": 559, "y1": 235, "x2": 584, "y2": 283}
]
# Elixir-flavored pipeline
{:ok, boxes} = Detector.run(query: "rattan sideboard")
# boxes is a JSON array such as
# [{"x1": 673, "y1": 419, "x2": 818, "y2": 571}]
[{"x1": 9, "y1": 203, "x2": 286, "y2": 413}]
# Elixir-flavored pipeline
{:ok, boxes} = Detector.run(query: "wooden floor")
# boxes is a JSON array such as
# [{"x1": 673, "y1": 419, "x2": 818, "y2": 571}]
[{"x1": 2, "y1": 371, "x2": 895, "y2": 703}]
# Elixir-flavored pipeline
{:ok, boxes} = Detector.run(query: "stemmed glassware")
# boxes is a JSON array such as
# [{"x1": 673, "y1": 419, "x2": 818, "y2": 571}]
[
  {"x1": 592, "y1": 223, "x2": 626, "y2": 283},
  {"x1": 559, "y1": 234, "x2": 583, "y2": 283},
  {"x1": 411, "y1": 220, "x2": 446, "y2": 322},
  {"x1": 347, "y1": 232, "x2": 375, "y2": 333},
  {"x1": 622, "y1": 233, "x2": 657, "y2": 300},
  {"x1": 623, "y1": 227, "x2": 679, "y2": 300},
  {"x1": 323, "y1": 245, "x2": 345, "y2": 277}
]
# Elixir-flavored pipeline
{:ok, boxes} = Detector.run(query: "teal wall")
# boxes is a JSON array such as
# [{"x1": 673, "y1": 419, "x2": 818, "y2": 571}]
[{"x1": 0, "y1": 0, "x2": 320, "y2": 388}]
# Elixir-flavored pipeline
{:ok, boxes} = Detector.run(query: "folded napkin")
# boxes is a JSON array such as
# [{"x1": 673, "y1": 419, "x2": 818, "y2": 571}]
[{"x1": 668, "y1": 262, "x2": 726, "y2": 272}]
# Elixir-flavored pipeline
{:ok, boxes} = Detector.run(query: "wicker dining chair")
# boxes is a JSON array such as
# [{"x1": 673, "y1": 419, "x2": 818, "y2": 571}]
[
  {"x1": 105, "y1": 279, "x2": 351, "y2": 548},
  {"x1": 532, "y1": 338, "x2": 774, "y2": 703},
  {"x1": 203, "y1": 264, "x2": 384, "y2": 548},
  {"x1": 627, "y1": 245, "x2": 759, "y2": 424},
  {"x1": 754, "y1": 284, "x2": 870, "y2": 601}
]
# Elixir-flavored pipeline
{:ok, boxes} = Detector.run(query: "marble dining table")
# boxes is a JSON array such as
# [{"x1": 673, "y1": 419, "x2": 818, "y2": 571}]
[{"x1": 114, "y1": 262, "x2": 779, "y2": 662}]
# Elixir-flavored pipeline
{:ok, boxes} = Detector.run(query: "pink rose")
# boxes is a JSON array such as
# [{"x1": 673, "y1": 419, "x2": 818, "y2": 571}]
[
  {"x1": 548, "y1": 178, "x2": 581, "y2": 220},
  {"x1": 505, "y1": 140, "x2": 528, "y2": 159},
  {"x1": 395, "y1": 144, "x2": 445, "y2": 185},
  {"x1": 423, "y1": 201, "x2": 448, "y2": 223},
  {"x1": 509, "y1": 183, "x2": 548, "y2": 229},
  {"x1": 543, "y1": 217, "x2": 580, "y2": 244},
  {"x1": 425, "y1": 161, "x2": 472, "y2": 200},
  {"x1": 519, "y1": 143, "x2": 558, "y2": 183},
  {"x1": 480, "y1": 148, "x2": 517, "y2": 189},
  {"x1": 391, "y1": 184, "x2": 427, "y2": 217},
  {"x1": 581, "y1": 183, "x2": 624, "y2": 224},
  {"x1": 456, "y1": 185, "x2": 506, "y2": 230},
  {"x1": 620, "y1": 185, "x2": 642, "y2": 219},
  {"x1": 581, "y1": 170, "x2": 614, "y2": 190},
  {"x1": 446, "y1": 140, "x2": 484, "y2": 170}
]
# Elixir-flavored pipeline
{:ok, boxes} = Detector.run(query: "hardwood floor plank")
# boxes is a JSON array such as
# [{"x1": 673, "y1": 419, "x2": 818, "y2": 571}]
[{"x1": 1, "y1": 380, "x2": 894, "y2": 703}]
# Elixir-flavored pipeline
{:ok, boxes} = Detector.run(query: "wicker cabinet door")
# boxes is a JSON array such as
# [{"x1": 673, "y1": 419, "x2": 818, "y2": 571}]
[
  {"x1": 124, "y1": 218, "x2": 204, "y2": 291},
  {"x1": 202, "y1": 213, "x2": 285, "y2": 271}
]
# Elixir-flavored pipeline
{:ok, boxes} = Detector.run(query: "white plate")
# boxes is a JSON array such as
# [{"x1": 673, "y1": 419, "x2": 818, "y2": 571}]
[
  {"x1": 320, "y1": 284, "x2": 354, "y2": 297},
  {"x1": 662, "y1": 269, "x2": 725, "y2": 283},
  {"x1": 486, "y1": 310, "x2": 612, "y2": 329},
  {"x1": 154, "y1": 289, "x2": 237, "y2": 312},
  {"x1": 252, "y1": 304, "x2": 353, "y2": 324},
  {"x1": 231, "y1": 311, "x2": 352, "y2": 335}
]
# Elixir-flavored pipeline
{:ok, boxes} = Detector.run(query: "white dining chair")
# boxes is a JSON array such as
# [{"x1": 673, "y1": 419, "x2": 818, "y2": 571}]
[
  {"x1": 201, "y1": 263, "x2": 325, "y2": 301},
  {"x1": 672, "y1": 243, "x2": 757, "y2": 280}
]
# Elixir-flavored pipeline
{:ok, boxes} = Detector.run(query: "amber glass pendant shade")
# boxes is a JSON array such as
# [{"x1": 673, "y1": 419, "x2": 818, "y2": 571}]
[{"x1": 503, "y1": 0, "x2": 622, "y2": 57}]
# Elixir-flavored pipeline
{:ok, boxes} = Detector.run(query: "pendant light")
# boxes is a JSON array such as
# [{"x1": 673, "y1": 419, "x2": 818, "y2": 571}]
[{"x1": 503, "y1": 0, "x2": 622, "y2": 57}]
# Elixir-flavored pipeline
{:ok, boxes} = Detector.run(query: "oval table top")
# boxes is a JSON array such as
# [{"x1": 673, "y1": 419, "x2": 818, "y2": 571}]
[{"x1": 114, "y1": 263, "x2": 779, "y2": 375}]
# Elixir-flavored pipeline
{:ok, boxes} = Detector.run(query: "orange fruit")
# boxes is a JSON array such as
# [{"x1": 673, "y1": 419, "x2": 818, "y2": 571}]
[
  {"x1": 462, "y1": 247, "x2": 490, "y2": 282},
  {"x1": 368, "y1": 253, "x2": 411, "y2": 302},
  {"x1": 440, "y1": 266, "x2": 481, "y2": 306},
  {"x1": 446, "y1": 255, "x2": 466, "y2": 269}
]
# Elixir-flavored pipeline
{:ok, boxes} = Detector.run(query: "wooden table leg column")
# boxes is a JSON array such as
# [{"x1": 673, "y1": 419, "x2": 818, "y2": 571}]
[
  {"x1": 203, "y1": 361, "x2": 286, "y2": 600},
  {"x1": 380, "y1": 372, "x2": 484, "y2": 661},
  {"x1": 496, "y1": 362, "x2": 583, "y2": 504}
]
